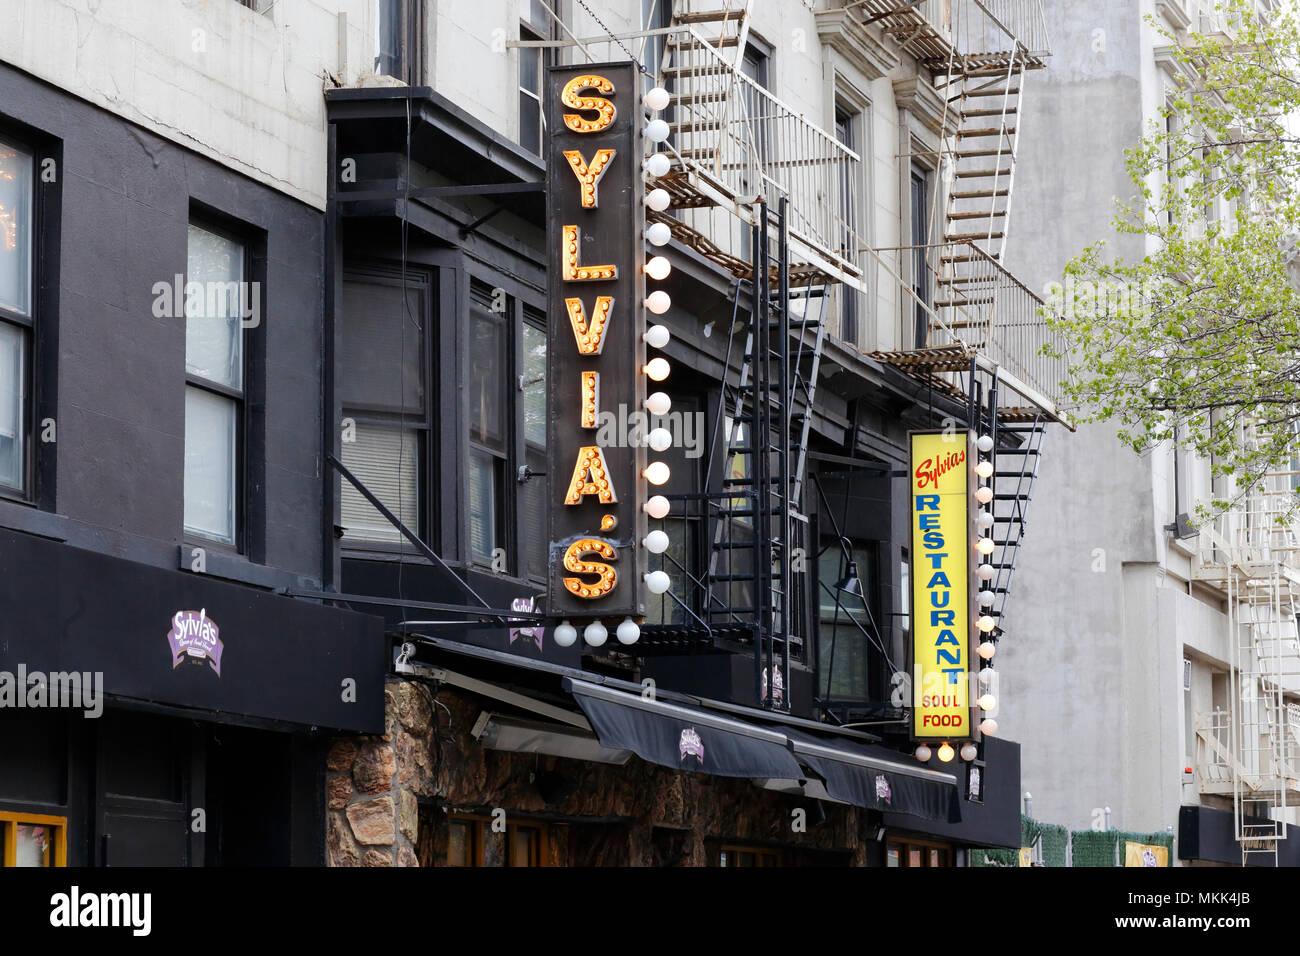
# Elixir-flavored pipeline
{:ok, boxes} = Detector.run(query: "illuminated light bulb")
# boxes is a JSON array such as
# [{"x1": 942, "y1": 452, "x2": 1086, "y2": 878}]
[
  {"x1": 978, "y1": 694, "x2": 997, "y2": 711},
  {"x1": 977, "y1": 434, "x2": 994, "y2": 453},
  {"x1": 937, "y1": 742, "x2": 955, "y2": 763},
  {"x1": 644, "y1": 119, "x2": 670, "y2": 143},
  {"x1": 644, "y1": 461, "x2": 671, "y2": 486},
  {"x1": 978, "y1": 667, "x2": 994, "y2": 685},
  {"x1": 645, "y1": 570, "x2": 672, "y2": 594},
  {"x1": 980, "y1": 718, "x2": 999, "y2": 737},
  {"x1": 616, "y1": 617, "x2": 641, "y2": 645},
  {"x1": 584, "y1": 620, "x2": 608, "y2": 647},
  {"x1": 646, "y1": 188, "x2": 671, "y2": 212},
  {"x1": 647, "y1": 427, "x2": 672, "y2": 452},
  {"x1": 553, "y1": 620, "x2": 577, "y2": 648},
  {"x1": 644, "y1": 87, "x2": 671, "y2": 112},
  {"x1": 960, "y1": 743, "x2": 978, "y2": 762},
  {"x1": 977, "y1": 589, "x2": 995, "y2": 607},
  {"x1": 977, "y1": 641, "x2": 997, "y2": 661},
  {"x1": 976, "y1": 510, "x2": 994, "y2": 531},
  {"x1": 915, "y1": 744, "x2": 932, "y2": 763},
  {"x1": 975, "y1": 486, "x2": 994, "y2": 505},
  {"x1": 976, "y1": 537, "x2": 996, "y2": 555},
  {"x1": 645, "y1": 257, "x2": 672, "y2": 282},
  {"x1": 643, "y1": 322, "x2": 670, "y2": 347},
  {"x1": 646, "y1": 222, "x2": 672, "y2": 246},
  {"x1": 645, "y1": 357, "x2": 671, "y2": 381},
  {"x1": 644, "y1": 495, "x2": 671, "y2": 520},
  {"x1": 975, "y1": 460, "x2": 994, "y2": 480},
  {"x1": 643, "y1": 529, "x2": 670, "y2": 554},
  {"x1": 644, "y1": 152, "x2": 672, "y2": 178},
  {"x1": 645, "y1": 392, "x2": 672, "y2": 416},
  {"x1": 646, "y1": 290, "x2": 672, "y2": 314},
  {"x1": 977, "y1": 615, "x2": 996, "y2": 633},
  {"x1": 977, "y1": 563, "x2": 996, "y2": 581}
]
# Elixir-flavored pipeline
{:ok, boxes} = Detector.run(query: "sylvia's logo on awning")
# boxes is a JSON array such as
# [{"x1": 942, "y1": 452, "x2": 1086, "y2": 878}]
[
  {"x1": 679, "y1": 727, "x2": 704, "y2": 764},
  {"x1": 167, "y1": 609, "x2": 224, "y2": 677}
]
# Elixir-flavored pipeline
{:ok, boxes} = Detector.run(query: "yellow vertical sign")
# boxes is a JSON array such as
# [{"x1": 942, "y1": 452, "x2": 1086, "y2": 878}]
[{"x1": 910, "y1": 432, "x2": 972, "y2": 739}]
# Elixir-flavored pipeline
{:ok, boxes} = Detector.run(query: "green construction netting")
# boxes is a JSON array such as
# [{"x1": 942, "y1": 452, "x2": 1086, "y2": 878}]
[{"x1": 968, "y1": 819, "x2": 1171, "y2": 867}]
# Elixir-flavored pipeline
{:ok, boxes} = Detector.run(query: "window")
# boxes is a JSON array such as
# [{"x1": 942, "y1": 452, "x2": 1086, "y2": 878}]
[
  {"x1": 910, "y1": 165, "x2": 931, "y2": 349},
  {"x1": 466, "y1": 281, "x2": 547, "y2": 580},
  {"x1": 0, "y1": 138, "x2": 33, "y2": 496},
  {"x1": 713, "y1": 844, "x2": 782, "y2": 867},
  {"x1": 446, "y1": 814, "x2": 549, "y2": 866},
  {"x1": 835, "y1": 106, "x2": 861, "y2": 345},
  {"x1": 184, "y1": 221, "x2": 251, "y2": 547},
  {"x1": 886, "y1": 837, "x2": 951, "y2": 867},
  {"x1": 521, "y1": 317, "x2": 548, "y2": 583},
  {"x1": 469, "y1": 282, "x2": 509, "y2": 568},
  {"x1": 519, "y1": 1, "x2": 561, "y2": 154},
  {"x1": 340, "y1": 268, "x2": 430, "y2": 545},
  {"x1": 374, "y1": 0, "x2": 423, "y2": 85},
  {"x1": 641, "y1": 0, "x2": 672, "y2": 89},
  {"x1": 737, "y1": 41, "x2": 771, "y2": 264},
  {"x1": 818, "y1": 538, "x2": 880, "y2": 701},
  {"x1": 0, "y1": 812, "x2": 66, "y2": 867}
]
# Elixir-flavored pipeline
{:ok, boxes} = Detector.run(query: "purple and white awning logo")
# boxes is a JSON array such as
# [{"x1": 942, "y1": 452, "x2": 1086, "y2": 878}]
[
  {"x1": 167, "y1": 609, "x2": 224, "y2": 677},
  {"x1": 875, "y1": 774, "x2": 892, "y2": 805},
  {"x1": 679, "y1": 727, "x2": 704, "y2": 764},
  {"x1": 508, "y1": 596, "x2": 544, "y2": 651}
]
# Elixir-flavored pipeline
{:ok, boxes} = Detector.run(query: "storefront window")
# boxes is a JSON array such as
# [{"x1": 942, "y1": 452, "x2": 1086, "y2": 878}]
[
  {"x1": 0, "y1": 138, "x2": 34, "y2": 495},
  {"x1": 885, "y1": 837, "x2": 952, "y2": 867},
  {"x1": 445, "y1": 814, "x2": 549, "y2": 867},
  {"x1": 0, "y1": 812, "x2": 66, "y2": 867},
  {"x1": 714, "y1": 844, "x2": 782, "y2": 867}
]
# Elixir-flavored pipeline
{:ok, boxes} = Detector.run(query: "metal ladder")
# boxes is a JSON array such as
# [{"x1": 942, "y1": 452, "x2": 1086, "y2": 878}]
[{"x1": 702, "y1": 199, "x2": 824, "y2": 710}]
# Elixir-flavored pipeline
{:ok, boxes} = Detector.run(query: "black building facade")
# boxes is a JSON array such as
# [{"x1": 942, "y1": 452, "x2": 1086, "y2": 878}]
[{"x1": 0, "y1": 61, "x2": 384, "y2": 867}]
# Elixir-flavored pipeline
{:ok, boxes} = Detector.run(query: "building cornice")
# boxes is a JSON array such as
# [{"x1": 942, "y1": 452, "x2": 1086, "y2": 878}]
[
  {"x1": 815, "y1": 7, "x2": 900, "y2": 82},
  {"x1": 892, "y1": 76, "x2": 959, "y2": 136}
]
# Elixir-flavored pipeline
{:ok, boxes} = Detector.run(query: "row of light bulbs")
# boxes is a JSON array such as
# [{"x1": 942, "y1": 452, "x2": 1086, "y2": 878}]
[
  {"x1": 916, "y1": 432, "x2": 1002, "y2": 764},
  {"x1": 554, "y1": 88, "x2": 678, "y2": 652}
]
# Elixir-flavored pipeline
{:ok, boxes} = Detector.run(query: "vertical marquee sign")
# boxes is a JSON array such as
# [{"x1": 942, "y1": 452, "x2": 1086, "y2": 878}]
[
  {"x1": 545, "y1": 62, "x2": 649, "y2": 622},
  {"x1": 909, "y1": 430, "x2": 978, "y2": 741}
]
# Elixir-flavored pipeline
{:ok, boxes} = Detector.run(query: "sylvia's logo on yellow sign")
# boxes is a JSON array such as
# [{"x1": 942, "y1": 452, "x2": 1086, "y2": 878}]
[{"x1": 910, "y1": 432, "x2": 973, "y2": 739}]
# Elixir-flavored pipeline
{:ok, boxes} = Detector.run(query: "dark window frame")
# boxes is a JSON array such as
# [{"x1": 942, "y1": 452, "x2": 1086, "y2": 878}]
[
  {"x1": 518, "y1": 0, "x2": 565, "y2": 155},
  {"x1": 0, "y1": 126, "x2": 58, "y2": 511},
  {"x1": 465, "y1": 276, "x2": 548, "y2": 582},
  {"x1": 374, "y1": 0, "x2": 427, "y2": 86},
  {"x1": 338, "y1": 260, "x2": 436, "y2": 553},
  {"x1": 182, "y1": 208, "x2": 266, "y2": 559},
  {"x1": 909, "y1": 163, "x2": 931, "y2": 349}
]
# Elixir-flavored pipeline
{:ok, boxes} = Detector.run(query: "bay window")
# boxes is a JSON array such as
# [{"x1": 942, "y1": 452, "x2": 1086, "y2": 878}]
[{"x1": 339, "y1": 267, "x2": 431, "y2": 545}]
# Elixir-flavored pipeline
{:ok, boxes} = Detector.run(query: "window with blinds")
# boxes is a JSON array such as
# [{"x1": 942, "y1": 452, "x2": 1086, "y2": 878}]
[{"x1": 339, "y1": 268, "x2": 430, "y2": 546}]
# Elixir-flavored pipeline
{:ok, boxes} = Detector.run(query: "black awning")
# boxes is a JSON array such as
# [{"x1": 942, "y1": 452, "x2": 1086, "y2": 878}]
[
  {"x1": 784, "y1": 729, "x2": 961, "y2": 823},
  {"x1": 565, "y1": 678, "x2": 808, "y2": 780}
]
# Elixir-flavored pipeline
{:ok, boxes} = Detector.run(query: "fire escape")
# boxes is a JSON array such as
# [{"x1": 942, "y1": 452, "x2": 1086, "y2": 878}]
[
  {"x1": 1195, "y1": 426, "x2": 1300, "y2": 866},
  {"x1": 535, "y1": 0, "x2": 1069, "y2": 715}
]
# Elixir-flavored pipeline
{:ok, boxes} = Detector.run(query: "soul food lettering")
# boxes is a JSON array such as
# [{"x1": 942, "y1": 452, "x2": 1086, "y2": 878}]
[{"x1": 910, "y1": 432, "x2": 971, "y2": 738}]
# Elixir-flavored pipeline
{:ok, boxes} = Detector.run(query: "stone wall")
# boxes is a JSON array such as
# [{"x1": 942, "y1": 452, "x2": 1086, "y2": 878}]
[{"x1": 326, "y1": 678, "x2": 883, "y2": 867}]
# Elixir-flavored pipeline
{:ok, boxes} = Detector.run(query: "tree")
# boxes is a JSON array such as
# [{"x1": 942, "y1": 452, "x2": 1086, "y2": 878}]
[{"x1": 1047, "y1": 0, "x2": 1300, "y2": 514}]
